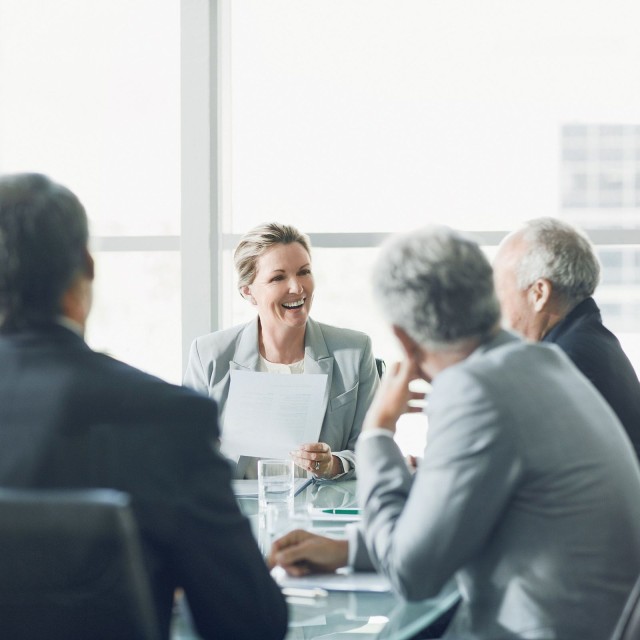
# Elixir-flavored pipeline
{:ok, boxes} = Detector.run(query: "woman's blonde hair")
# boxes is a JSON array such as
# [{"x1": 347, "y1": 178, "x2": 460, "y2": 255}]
[{"x1": 234, "y1": 222, "x2": 312, "y2": 290}]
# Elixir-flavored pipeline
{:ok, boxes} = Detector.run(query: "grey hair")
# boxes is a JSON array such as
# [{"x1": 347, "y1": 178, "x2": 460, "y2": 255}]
[
  {"x1": 372, "y1": 226, "x2": 500, "y2": 351},
  {"x1": 516, "y1": 217, "x2": 600, "y2": 304},
  {"x1": 233, "y1": 222, "x2": 312, "y2": 290}
]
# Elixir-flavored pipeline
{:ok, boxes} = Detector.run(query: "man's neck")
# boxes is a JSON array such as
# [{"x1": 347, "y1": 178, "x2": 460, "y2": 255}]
[
  {"x1": 422, "y1": 332, "x2": 491, "y2": 381},
  {"x1": 56, "y1": 315, "x2": 85, "y2": 337},
  {"x1": 536, "y1": 298, "x2": 576, "y2": 341}
]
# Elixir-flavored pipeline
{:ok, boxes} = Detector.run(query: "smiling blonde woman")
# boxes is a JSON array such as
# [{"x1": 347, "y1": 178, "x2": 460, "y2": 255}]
[{"x1": 184, "y1": 222, "x2": 379, "y2": 480}]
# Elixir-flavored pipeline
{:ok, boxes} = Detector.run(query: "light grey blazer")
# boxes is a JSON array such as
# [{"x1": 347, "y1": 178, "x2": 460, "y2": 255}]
[
  {"x1": 184, "y1": 317, "x2": 379, "y2": 479},
  {"x1": 354, "y1": 330, "x2": 640, "y2": 639}
]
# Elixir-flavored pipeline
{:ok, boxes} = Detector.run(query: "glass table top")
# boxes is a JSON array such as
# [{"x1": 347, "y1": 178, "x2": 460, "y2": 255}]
[{"x1": 172, "y1": 479, "x2": 459, "y2": 640}]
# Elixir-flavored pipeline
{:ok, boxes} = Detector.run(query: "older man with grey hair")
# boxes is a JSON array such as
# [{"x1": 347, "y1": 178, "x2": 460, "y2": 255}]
[
  {"x1": 493, "y1": 217, "x2": 640, "y2": 459},
  {"x1": 270, "y1": 226, "x2": 640, "y2": 640}
]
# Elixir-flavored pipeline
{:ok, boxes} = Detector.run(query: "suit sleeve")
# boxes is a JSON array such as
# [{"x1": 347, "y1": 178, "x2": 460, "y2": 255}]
[
  {"x1": 356, "y1": 368, "x2": 522, "y2": 600},
  {"x1": 183, "y1": 339, "x2": 211, "y2": 396},
  {"x1": 170, "y1": 401, "x2": 288, "y2": 639}
]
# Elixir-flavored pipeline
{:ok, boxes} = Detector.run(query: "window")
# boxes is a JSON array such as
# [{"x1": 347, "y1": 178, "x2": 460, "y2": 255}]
[
  {"x1": 216, "y1": 1, "x2": 640, "y2": 454},
  {"x1": 3, "y1": 2, "x2": 640, "y2": 451},
  {"x1": 561, "y1": 124, "x2": 640, "y2": 212},
  {"x1": 0, "y1": 0, "x2": 182, "y2": 382},
  {"x1": 220, "y1": 0, "x2": 640, "y2": 375}
]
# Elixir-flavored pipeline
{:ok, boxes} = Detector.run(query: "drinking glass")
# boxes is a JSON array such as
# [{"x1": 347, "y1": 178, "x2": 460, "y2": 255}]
[{"x1": 257, "y1": 459, "x2": 294, "y2": 510}]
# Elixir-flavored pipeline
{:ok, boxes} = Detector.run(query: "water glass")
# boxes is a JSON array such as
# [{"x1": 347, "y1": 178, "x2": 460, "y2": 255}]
[
  {"x1": 262, "y1": 502, "x2": 312, "y2": 557},
  {"x1": 258, "y1": 459, "x2": 294, "y2": 510}
]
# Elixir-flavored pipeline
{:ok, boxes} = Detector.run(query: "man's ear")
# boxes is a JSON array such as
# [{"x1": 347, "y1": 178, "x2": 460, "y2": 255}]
[
  {"x1": 84, "y1": 249, "x2": 95, "y2": 280},
  {"x1": 392, "y1": 325, "x2": 423, "y2": 362},
  {"x1": 241, "y1": 285, "x2": 256, "y2": 305},
  {"x1": 529, "y1": 278, "x2": 552, "y2": 313}
]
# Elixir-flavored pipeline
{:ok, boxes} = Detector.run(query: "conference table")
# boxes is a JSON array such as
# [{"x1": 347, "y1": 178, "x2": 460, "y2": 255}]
[{"x1": 172, "y1": 478, "x2": 460, "y2": 640}]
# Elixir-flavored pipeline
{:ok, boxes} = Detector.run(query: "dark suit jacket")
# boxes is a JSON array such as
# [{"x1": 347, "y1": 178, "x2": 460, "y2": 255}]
[
  {"x1": 543, "y1": 296, "x2": 640, "y2": 459},
  {"x1": 0, "y1": 324, "x2": 287, "y2": 640}
]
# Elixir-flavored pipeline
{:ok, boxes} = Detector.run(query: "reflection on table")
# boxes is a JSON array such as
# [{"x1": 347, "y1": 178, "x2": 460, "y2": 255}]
[{"x1": 172, "y1": 479, "x2": 459, "y2": 640}]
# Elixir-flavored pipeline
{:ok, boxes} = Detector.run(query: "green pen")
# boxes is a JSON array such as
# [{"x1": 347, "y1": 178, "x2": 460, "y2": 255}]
[{"x1": 321, "y1": 508, "x2": 361, "y2": 515}]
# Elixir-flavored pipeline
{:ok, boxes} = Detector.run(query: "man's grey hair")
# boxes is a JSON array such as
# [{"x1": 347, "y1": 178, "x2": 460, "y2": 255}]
[
  {"x1": 372, "y1": 226, "x2": 500, "y2": 351},
  {"x1": 516, "y1": 217, "x2": 600, "y2": 304}
]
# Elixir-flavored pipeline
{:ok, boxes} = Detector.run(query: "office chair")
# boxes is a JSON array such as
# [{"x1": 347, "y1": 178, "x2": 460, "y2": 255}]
[
  {"x1": 0, "y1": 488, "x2": 160, "y2": 640},
  {"x1": 611, "y1": 575, "x2": 640, "y2": 640}
]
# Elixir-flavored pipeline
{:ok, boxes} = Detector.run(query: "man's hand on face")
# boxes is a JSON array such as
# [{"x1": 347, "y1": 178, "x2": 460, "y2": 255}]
[{"x1": 363, "y1": 357, "x2": 425, "y2": 434}]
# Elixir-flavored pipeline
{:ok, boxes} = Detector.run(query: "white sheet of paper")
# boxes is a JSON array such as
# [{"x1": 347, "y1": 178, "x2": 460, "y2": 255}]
[
  {"x1": 273, "y1": 567, "x2": 392, "y2": 593},
  {"x1": 222, "y1": 370, "x2": 328, "y2": 459}
]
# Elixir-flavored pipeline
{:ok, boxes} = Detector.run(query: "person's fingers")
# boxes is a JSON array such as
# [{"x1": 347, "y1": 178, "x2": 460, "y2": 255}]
[
  {"x1": 395, "y1": 356, "x2": 413, "y2": 376},
  {"x1": 268, "y1": 530, "x2": 311, "y2": 567},
  {"x1": 383, "y1": 359, "x2": 415, "y2": 394},
  {"x1": 298, "y1": 442, "x2": 330, "y2": 453},
  {"x1": 289, "y1": 452, "x2": 307, "y2": 464},
  {"x1": 271, "y1": 529, "x2": 312, "y2": 553},
  {"x1": 272, "y1": 531, "x2": 326, "y2": 560},
  {"x1": 291, "y1": 444, "x2": 333, "y2": 475},
  {"x1": 280, "y1": 563, "x2": 310, "y2": 577},
  {"x1": 273, "y1": 539, "x2": 320, "y2": 568},
  {"x1": 388, "y1": 361, "x2": 402, "y2": 376},
  {"x1": 272, "y1": 536, "x2": 349, "y2": 575}
]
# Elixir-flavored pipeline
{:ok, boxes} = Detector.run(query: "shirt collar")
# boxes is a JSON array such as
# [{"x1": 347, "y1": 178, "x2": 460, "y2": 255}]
[{"x1": 55, "y1": 315, "x2": 84, "y2": 338}]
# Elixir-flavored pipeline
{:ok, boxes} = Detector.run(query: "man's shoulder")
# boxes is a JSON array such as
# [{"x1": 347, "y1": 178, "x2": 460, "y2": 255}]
[
  {"x1": 550, "y1": 309, "x2": 634, "y2": 376},
  {"x1": 469, "y1": 331, "x2": 566, "y2": 372},
  {"x1": 545, "y1": 298, "x2": 616, "y2": 353},
  {"x1": 82, "y1": 349, "x2": 218, "y2": 423},
  {"x1": 436, "y1": 336, "x2": 571, "y2": 397},
  {"x1": 556, "y1": 316, "x2": 620, "y2": 354},
  {"x1": 429, "y1": 336, "x2": 602, "y2": 440}
]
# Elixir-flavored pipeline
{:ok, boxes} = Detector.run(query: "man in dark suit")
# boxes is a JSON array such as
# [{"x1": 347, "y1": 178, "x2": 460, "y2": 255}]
[
  {"x1": 494, "y1": 216, "x2": 640, "y2": 459},
  {"x1": 0, "y1": 173, "x2": 287, "y2": 640}
]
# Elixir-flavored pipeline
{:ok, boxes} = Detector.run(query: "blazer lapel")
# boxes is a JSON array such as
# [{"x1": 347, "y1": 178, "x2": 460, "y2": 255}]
[{"x1": 230, "y1": 316, "x2": 261, "y2": 372}]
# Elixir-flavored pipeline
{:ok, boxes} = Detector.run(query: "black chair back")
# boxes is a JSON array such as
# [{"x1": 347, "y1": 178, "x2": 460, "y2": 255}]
[{"x1": 0, "y1": 488, "x2": 160, "y2": 640}]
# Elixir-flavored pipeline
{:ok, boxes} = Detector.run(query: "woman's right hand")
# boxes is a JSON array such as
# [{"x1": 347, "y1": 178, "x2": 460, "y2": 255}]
[{"x1": 290, "y1": 443, "x2": 342, "y2": 478}]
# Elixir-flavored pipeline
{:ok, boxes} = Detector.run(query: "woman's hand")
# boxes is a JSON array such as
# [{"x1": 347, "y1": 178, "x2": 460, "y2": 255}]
[
  {"x1": 268, "y1": 529, "x2": 348, "y2": 576},
  {"x1": 290, "y1": 443, "x2": 343, "y2": 478}
]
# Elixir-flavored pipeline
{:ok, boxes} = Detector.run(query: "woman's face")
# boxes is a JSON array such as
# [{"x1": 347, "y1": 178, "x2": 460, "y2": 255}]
[{"x1": 243, "y1": 242, "x2": 315, "y2": 332}]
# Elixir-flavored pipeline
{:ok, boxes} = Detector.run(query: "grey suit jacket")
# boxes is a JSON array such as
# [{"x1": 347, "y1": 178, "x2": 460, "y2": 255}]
[
  {"x1": 184, "y1": 317, "x2": 379, "y2": 479},
  {"x1": 354, "y1": 330, "x2": 640, "y2": 639}
]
